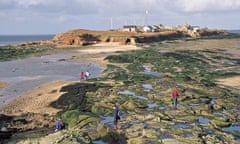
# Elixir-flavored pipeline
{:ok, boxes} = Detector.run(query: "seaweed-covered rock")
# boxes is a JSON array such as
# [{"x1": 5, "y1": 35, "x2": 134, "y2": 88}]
[{"x1": 17, "y1": 130, "x2": 92, "y2": 144}]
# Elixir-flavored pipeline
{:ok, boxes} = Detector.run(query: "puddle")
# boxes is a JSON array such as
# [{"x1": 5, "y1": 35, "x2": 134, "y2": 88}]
[
  {"x1": 142, "y1": 65, "x2": 162, "y2": 76},
  {"x1": 122, "y1": 121, "x2": 143, "y2": 129},
  {"x1": 205, "y1": 129, "x2": 214, "y2": 135},
  {"x1": 136, "y1": 96, "x2": 148, "y2": 100},
  {"x1": 159, "y1": 104, "x2": 168, "y2": 110},
  {"x1": 189, "y1": 103, "x2": 203, "y2": 107},
  {"x1": 147, "y1": 103, "x2": 158, "y2": 109},
  {"x1": 118, "y1": 90, "x2": 148, "y2": 100},
  {"x1": 118, "y1": 90, "x2": 135, "y2": 96},
  {"x1": 127, "y1": 111, "x2": 135, "y2": 114},
  {"x1": 159, "y1": 133, "x2": 173, "y2": 140},
  {"x1": 223, "y1": 59, "x2": 238, "y2": 65},
  {"x1": 184, "y1": 133, "x2": 193, "y2": 137},
  {"x1": 100, "y1": 116, "x2": 113, "y2": 124},
  {"x1": 213, "y1": 112, "x2": 228, "y2": 119},
  {"x1": 173, "y1": 123, "x2": 191, "y2": 129},
  {"x1": 92, "y1": 140, "x2": 108, "y2": 144},
  {"x1": 223, "y1": 126, "x2": 240, "y2": 132},
  {"x1": 142, "y1": 84, "x2": 153, "y2": 92},
  {"x1": 177, "y1": 104, "x2": 184, "y2": 107},
  {"x1": 198, "y1": 116, "x2": 210, "y2": 124}
]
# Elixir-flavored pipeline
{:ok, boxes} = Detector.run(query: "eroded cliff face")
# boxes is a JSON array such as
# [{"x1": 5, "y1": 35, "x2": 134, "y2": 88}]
[
  {"x1": 20, "y1": 28, "x2": 228, "y2": 47},
  {"x1": 50, "y1": 28, "x2": 228, "y2": 46},
  {"x1": 51, "y1": 29, "x2": 137, "y2": 46}
]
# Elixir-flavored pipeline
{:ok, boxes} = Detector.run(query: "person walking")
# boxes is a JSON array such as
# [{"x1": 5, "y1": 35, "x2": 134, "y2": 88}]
[
  {"x1": 80, "y1": 72, "x2": 84, "y2": 80},
  {"x1": 85, "y1": 71, "x2": 90, "y2": 80},
  {"x1": 172, "y1": 88, "x2": 179, "y2": 109},
  {"x1": 113, "y1": 103, "x2": 121, "y2": 129}
]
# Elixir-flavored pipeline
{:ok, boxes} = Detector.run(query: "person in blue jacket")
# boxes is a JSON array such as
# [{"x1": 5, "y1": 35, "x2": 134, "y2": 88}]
[
  {"x1": 113, "y1": 103, "x2": 121, "y2": 129},
  {"x1": 55, "y1": 117, "x2": 65, "y2": 131}
]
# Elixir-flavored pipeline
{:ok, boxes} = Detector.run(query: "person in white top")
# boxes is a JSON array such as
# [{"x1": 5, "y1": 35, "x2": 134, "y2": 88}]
[{"x1": 85, "y1": 71, "x2": 90, "y2": 80}]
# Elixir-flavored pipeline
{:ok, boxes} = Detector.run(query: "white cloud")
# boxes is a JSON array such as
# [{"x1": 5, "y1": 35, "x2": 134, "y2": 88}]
[
  {"x1": 14, "y1": 0, "x2": 56, "y2": 7},
  {"x1": 174, "y1": 0, "x2": 240, "y2": 12},
  {"x1": 0, "y1": 0, "x2": 240, "y2": 34}
]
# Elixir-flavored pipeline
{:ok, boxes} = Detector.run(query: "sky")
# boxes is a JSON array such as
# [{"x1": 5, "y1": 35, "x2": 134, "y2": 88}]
[{"x1": 0, "y1": 0, "x2": 240, "y2": 34}]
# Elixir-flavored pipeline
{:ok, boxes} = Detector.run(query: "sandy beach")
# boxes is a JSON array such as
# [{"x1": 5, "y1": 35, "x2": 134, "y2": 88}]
[{"x1": 0, "y1": 43, "x2": 141, "y2": 115}]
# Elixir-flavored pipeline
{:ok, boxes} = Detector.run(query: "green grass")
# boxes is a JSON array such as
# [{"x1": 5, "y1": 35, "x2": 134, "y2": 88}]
[{"x1": 0, "y1": 45, "x2": 54, "y2": 61}]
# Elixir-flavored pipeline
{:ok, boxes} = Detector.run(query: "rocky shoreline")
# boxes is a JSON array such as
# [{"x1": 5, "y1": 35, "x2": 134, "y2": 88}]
[{"x1": 1, "y1": 37, "x2": 240, "y2": 143}]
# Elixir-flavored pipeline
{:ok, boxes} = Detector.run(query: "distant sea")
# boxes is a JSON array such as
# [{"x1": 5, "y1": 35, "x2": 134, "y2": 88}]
[
  {"x1": 0, "y1": 35, "x2": 55, "y2": 46},
  {"x1": 228, "y1": 30, "x2": 240, "y2": 34}
]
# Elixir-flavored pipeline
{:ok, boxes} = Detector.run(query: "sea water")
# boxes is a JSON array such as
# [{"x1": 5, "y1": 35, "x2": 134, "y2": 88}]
[{"x1": 0, "y1": 35, "x2": 54, "y2": 46}]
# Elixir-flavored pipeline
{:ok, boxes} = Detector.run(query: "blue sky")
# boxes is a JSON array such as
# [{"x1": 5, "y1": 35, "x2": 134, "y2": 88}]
[{"x1": 0, "y1": 0, "x2": 240, "y2": 34}]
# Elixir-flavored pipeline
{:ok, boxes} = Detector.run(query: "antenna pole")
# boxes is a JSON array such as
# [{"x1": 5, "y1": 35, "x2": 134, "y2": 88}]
[{"x1": 145, "y1": 10, "x2": 148, "y2": 26}]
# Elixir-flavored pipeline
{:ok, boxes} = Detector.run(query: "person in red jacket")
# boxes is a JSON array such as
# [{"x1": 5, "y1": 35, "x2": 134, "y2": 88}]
[
  {"x1": 80, "y1": 72, "x2": 84, "y2": 80},
  {"x1": 172, "y1": 88, "x2": 179, "y2": 109}
]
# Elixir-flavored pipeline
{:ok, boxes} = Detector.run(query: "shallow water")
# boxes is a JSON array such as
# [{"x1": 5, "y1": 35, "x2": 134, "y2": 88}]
[
  {"x1": 184, "y1": 133, "x2": 193, "y2": 137},
  {"x1": 147, "y1": 103, "x2": 158, "y2": 109},
  {"x1": 159, "y1": 133, "x2": 173, "y2": 140},
  {"x1": 136, "y1": 95, "x2": 148, "y2": 100},
  {"x1": 189, "y1": 103, "x2": 203, "y2": 107},
  {"x1": 223, "y1": 126, "x2": 240, "y2": 132},
  {"x1": 0, "y1": 53, "x2": 102, "y2": 106},
  {"x1": 92, "y1": 140, "x2": 108, "y2": 144},
  {"x1": 213, "y1": 112, "x2": 228, "y2": 119},
  {"x1": 117, "y1": 90, "x2": 135, "y2": 96},
  {"x1": 100, "y1": 116, "x2": 113, "y2": 124},
  {"x1": 142, "y1": 84, "x2": 153, "y2": 92},
  {"x1": 173, "y1": 123, "x2": 191, "y2": 129},
  {"x1": 142, "y1": 65, "x2": 162, "y2": 76},
  {"x1": 198, "y1": 116, "x2": 210, "y2": 125}
]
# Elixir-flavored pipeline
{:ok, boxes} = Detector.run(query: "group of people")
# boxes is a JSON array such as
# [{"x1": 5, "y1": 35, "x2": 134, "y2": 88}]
[
  {"x1": 112, "y1": 88, "x2": 180, "y2": 129},
  {"x1": 80, "y1": 71, "x2": 91, "y2": 80},
  {"x1": 55, "y1": 88, "x2": 180, "y2": 131}
]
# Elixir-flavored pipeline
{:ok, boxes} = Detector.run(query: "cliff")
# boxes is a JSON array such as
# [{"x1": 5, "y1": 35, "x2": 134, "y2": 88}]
[
  {"x1": 50, "y1": 28, "x2": 228, "y2": 47},
  {"x1": 21, "y1": 27, "x2": 229, "y2": 47}
]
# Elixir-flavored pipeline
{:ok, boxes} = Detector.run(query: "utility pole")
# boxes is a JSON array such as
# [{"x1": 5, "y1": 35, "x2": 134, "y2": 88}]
[{"x1": 145, "y1": 10, "x2": 148, "y2": 26}]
